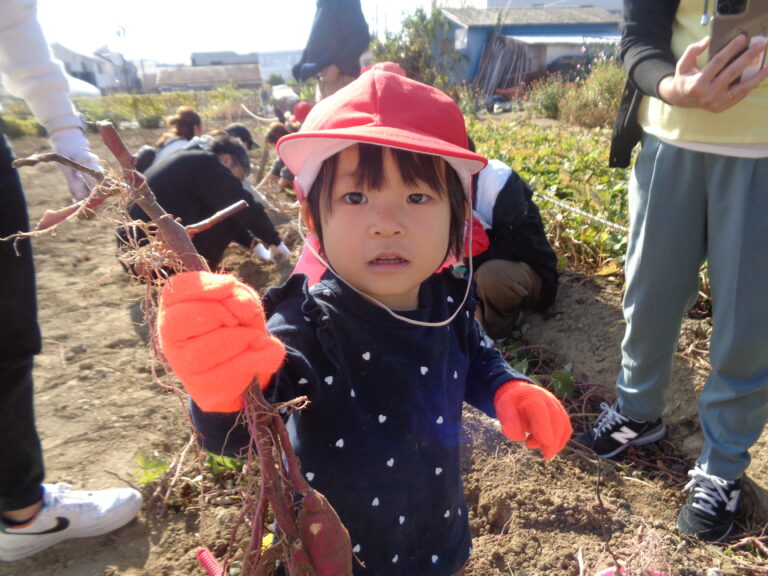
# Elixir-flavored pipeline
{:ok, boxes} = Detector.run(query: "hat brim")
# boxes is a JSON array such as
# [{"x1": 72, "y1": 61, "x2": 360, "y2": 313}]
[{"x1": 278, "y1": 128, "x2": 487, "y2": 202}]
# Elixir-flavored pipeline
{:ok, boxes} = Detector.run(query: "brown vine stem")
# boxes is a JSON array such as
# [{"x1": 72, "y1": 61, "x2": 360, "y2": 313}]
[
  {"x1": 7, "y1": 153, "x2": 116, "y2": 232},
  {"x1": 96, "y1": 121, "x2": 208, "y2": 273},
  {"x1": 187, "y1": 200, "x2": 248, "y2": 236}
]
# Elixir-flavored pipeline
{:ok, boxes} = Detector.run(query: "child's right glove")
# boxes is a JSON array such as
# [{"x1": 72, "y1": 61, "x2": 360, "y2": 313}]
[
  {"x1": 157, "y1": 271, "x2": 285, "y2": 413},
  {"x1": 493, "y1": 380, "x2": 572, "y2": 460}
]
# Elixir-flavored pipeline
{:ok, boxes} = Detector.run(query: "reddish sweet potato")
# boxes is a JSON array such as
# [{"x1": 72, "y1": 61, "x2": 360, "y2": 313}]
[{"x1": 296, "y1": 489, "x2": 353, "y2": 576}]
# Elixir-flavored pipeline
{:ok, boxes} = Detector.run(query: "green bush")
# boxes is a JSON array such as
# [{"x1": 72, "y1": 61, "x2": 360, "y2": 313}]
[
  {"x1": 526, "y1": 73, "x2": 569, "y2": 119},
  {"x1": 560, "y1": 59, "x2": 625, "y2": 129},
  {"x1": 1, "y1": 115, "x2": 44, "y2": 138},
  {"x1": 137, "y1": 114, "x2": 163, "y2": 129}
]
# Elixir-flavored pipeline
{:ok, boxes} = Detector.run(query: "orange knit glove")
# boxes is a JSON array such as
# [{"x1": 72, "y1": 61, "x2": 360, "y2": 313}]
[
  {"x1": 494, "y1": 380, "x2": 572, "y2": 460},
  {"x1": 157, "y1": 271, "x2": 285, "y2": 413}
]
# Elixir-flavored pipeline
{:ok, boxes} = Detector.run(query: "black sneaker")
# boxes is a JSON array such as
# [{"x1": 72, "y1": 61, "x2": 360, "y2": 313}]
[
  {"x1": 677, "y1": 467, "x2": 742, "y2": 542},
  {"x1": 575, "y1": 402, "x2": 666, "y2": 458}
]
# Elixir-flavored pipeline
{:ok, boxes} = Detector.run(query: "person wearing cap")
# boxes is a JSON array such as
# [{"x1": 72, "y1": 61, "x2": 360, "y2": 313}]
[
  {"x1": 179, "y1": 124, "x2": 275, "y2": 217},
  {"x1": 223, "y1": 123, "x2": 257, "y2": 151},
  {"x1": 120, "y1": 133, "x2": 284, "y2": 271},
  {"x1": 292, "y1": 0, "x2": 370, "y2": 99},
  {"x1": 156, "y1": 69, "x2": 572, "y2": 576}
]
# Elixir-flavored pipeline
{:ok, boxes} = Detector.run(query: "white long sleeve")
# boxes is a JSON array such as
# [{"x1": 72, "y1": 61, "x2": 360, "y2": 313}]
[{"x1": 0, "y1": 0, "x2": 81, "y2": 132}]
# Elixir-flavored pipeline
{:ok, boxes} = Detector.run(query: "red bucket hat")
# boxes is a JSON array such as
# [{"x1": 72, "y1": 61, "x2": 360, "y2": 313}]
[{"x1": 277, "y1": 69, "x2": 487, "y2": 202}]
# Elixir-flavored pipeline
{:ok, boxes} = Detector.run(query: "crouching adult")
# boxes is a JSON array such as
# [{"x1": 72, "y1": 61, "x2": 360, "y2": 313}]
[
  {"x1": 119, "y1": 134, "x2": 282, "y2": 272},
  {"x1": 471, "y1": 155, "x2": 559, "y2": 339}
]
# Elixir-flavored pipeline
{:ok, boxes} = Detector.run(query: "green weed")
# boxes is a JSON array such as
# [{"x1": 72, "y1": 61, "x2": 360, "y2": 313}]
[{"x1": 134, "y1": 450, "x2": 169, "y2": 484}]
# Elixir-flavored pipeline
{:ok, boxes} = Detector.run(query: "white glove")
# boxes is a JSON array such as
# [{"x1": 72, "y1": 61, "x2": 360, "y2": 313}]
[
  {"x1": 253, "y1": 243, "x2": 274, "y2": 262},
  {"x1": 49, "y1": 128, "x2": 101, "y2": 202},
  {"x1": 276, "y1": 242, "x2": 291, "y2": 259}
]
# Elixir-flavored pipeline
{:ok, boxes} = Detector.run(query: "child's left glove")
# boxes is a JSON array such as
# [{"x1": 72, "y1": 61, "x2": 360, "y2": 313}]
[{"x1": 494, "y1": 380, "x2": 572, "y2": 460}]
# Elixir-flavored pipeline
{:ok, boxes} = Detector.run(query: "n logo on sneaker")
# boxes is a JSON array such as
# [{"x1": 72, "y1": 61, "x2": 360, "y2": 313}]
[
  {"x1": 7, "y1": 517, "x2": 69, "y2": 535},
  {"x1": 610, "y1": 426, "x2": 638, "y2": 445}
]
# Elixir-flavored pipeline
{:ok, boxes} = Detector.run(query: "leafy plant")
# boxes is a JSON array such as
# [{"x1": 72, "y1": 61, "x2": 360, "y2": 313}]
[
  {"x1": 0, "y1": 115, "x2": 45, "y2": 138},
  {"x1": 134, "y1": 450, "x2": 169, "y2": 484},
  {"x1": 206, "y1": 454, "x2": 243, "y2": 476},
  {"x1": 526, "y1": 73, "x2": 569, "y2": 119},
  {"x1": 559, "y1": 58, "x2": 626, "y2": 128},
  {"x1": 369, "y1": 7, "x2": 465, "y2": 89},
  {"x1": 470, "y1": 119, "x2": 630, "y2": 275}
]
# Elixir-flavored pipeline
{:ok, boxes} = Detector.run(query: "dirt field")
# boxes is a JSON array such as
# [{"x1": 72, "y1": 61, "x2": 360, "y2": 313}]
[{"x1": 2, "y1": 126, "x2": 768, "y2": 576}]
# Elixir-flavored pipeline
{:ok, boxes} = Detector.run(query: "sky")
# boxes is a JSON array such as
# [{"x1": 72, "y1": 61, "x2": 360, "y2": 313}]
[{"x1": 36, "y1": 0, "x2": 436, "y2": 65}]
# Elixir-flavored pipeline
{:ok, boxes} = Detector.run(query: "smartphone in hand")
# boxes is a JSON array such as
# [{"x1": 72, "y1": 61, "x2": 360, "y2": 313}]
[{"x1": 709, "y1": 0, "x2": 768, "y2": 64}]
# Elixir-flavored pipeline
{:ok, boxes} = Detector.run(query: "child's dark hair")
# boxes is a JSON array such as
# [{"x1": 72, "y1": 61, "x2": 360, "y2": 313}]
[{"x1": 305, "y1": 143, "x2": 467, "y2": 260}]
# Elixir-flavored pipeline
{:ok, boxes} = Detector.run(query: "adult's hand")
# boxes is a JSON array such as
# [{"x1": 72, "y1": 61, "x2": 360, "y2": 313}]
[
  {"x1": 658, "y1": 34, "x2": 768, "y2": 113},
  {"x1": 49, "y1": 127, "x2": 101, "y2": 203}
]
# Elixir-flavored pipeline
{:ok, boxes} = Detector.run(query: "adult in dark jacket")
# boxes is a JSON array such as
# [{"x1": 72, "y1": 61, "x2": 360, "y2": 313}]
[
  {"x1": 122, "y1": 135, "x2": 281, "y2": 271},
  {"x1": 292, "y1": 0, "x2": 370, "y2": 99},
  {"x1": 471, "y1": 158, "x2": 558, "y2": 339},
  {"x1": 579, "y1": 0, "x2": 768, "y2": 542}
]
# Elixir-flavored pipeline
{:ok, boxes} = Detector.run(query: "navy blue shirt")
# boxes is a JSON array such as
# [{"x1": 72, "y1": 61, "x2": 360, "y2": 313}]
[{"x1": 192, "y1": 270, "x2": 528, "y2": 575}]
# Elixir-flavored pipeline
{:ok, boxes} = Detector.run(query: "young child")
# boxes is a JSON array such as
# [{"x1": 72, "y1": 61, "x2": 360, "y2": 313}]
[{"x1": 157, "y1": 69, "x2": 572, "y2": 576}]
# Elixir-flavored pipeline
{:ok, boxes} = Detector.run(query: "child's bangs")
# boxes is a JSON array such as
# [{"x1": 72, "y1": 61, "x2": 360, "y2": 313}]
[{"x1": 354, "y1": 144, "x2": 448, "y2": 194}]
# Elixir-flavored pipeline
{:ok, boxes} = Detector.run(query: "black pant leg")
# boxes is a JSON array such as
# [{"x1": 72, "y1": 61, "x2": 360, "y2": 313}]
[{"x1": 0, "y1": 134, "x2": 45, "y2": 512}]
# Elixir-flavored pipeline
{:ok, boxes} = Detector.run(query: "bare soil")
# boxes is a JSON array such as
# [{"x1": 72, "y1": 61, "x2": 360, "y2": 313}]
[{"x1": 2, "y1": 126, "x2": 768, "y2": 576}]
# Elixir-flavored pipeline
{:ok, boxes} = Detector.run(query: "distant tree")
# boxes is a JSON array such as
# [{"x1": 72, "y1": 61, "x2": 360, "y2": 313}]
[
  {"x1": 267, "y1": 73, "x2": 285, "y2": 86},
  {"x1": 369, "y1": 7, "x2": 464, "y2": 88}
]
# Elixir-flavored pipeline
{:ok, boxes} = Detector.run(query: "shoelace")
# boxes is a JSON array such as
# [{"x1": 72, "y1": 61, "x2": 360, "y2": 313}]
[
  {"x1": 683, "y1": 468, "x2": 734, "y2": 516},
  {"x1": 593, "y1": 402, "x2": 627, "y2": 436},
  {"x1": 45, "y1": 483, "x2": 92, "y2": 511}
]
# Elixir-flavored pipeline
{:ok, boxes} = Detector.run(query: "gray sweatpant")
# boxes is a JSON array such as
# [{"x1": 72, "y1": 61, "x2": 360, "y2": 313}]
[{"x1": 617, "y1": 134, "x2": 768, "y2": 480}]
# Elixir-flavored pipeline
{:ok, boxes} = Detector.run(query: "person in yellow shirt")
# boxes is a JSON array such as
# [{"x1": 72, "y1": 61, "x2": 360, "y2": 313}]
[{"x1": 578, "y1": 0, "x2": 768, "y2": 542}]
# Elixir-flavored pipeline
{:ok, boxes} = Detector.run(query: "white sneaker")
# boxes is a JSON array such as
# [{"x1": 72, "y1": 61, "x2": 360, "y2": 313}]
[{"x1": 0, "y1": 482, "x2": 142, "y2": 562}]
